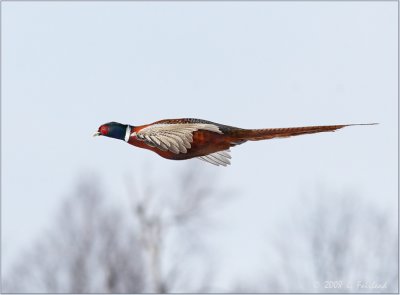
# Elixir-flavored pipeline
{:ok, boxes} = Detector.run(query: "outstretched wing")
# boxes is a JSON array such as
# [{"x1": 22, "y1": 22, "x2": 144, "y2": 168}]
[
  {"x1": 198, "y1": 149, "x2": 232, "y2": 167},
  {"x1": 135, "y1": 123, "x2": 222, "y2": 154}
]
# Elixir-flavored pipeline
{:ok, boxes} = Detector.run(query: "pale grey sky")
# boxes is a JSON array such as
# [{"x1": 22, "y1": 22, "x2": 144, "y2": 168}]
[{"x1": 2, "y1": 1, "x2": 397, "y2": 290}]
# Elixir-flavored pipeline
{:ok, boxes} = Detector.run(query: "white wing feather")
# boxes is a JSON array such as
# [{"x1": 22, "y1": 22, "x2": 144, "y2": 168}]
[
  {"x1": 135, "y1": 123, "x2": 222, "y2": 154},
  {"x1": 198, "y1": 150, "x2": 231, "y2": 166}
]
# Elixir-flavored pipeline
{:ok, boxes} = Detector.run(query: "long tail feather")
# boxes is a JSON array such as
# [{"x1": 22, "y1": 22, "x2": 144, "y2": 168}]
[{"x1": 234, "y1": 123, "x2": 378, "y2": 141}]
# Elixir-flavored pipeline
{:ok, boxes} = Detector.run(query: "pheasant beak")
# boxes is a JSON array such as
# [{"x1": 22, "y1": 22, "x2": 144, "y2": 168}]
[{"x1": 93, "y1": 131, "x2": 101, "y2": 137}]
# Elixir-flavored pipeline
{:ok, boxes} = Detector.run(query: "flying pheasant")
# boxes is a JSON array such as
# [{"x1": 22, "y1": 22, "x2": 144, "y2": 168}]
[{"x1": 93, "y1": 118, "x2": 376, "y2": 166}]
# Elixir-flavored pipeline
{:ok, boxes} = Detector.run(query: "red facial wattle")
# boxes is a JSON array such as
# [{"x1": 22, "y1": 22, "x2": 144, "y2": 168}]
[{"x1": 99, "y1": 125, "x2": 109, "y2": 135}]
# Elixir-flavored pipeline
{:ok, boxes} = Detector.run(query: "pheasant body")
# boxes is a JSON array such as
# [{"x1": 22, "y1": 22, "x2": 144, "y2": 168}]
[{"x1": 94, "y1": 118, "x2": 376, "y2": 166}]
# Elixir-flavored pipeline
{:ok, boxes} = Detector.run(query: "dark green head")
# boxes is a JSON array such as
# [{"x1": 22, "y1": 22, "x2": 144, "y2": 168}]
[{"x1": 93, "y1": 122, "x2": 129, "y2": 141}]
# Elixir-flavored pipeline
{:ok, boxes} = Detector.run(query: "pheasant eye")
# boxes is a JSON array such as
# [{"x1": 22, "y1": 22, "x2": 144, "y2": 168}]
[{"x1": 100, "y1": 125, "x2": 109, "y2": 135}]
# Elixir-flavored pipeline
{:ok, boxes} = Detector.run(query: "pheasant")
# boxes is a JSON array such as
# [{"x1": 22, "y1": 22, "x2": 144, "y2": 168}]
[{"x1": 93, "y1": 118, "x2": 376, "y2": 166}]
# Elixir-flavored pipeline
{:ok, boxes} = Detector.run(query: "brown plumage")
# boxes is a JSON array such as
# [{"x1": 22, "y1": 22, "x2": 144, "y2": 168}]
[
  {"x1": 230, "y1": 123, "x2": 374, "y2": 141},
  {"x1": 94, "y1": 119, "x2": 377, "y2": 166}
]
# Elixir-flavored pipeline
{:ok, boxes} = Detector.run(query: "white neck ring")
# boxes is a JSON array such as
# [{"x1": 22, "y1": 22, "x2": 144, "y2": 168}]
[{"x1": 124, "y1": 126, "x2": 131, "y2": 142}]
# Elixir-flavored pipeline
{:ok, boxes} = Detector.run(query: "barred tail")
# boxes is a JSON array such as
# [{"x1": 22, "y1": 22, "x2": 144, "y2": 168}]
[{"x1": 233, "y1": 123, "x2": 378, "y2": 141}]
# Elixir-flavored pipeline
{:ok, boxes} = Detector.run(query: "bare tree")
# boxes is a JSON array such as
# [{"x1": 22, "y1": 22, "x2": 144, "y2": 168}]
[
  {"x1": 3, "y1": 177, "x2": 145, "y2": 293},
  {"x1": 126, "y1": 164, "x2": 229, "y2": 293},
  {"x1": 3, "y1": 165, "x2": 229, "y2": 293},
  {"x1": 258, "y1": 190, "x2": 398, "y2": 293}
]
